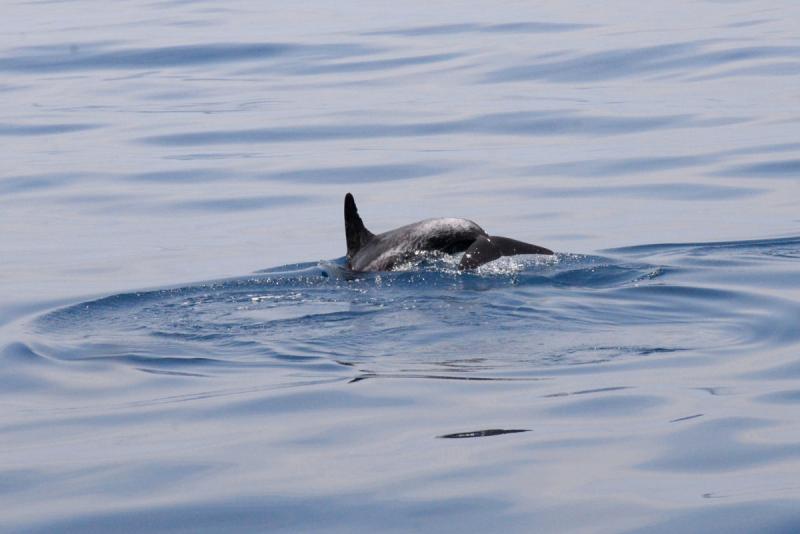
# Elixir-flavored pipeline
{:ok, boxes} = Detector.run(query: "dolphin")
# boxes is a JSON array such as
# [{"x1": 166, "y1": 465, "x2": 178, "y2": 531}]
[{"x1": 344, "y1": 193, "x2": 553, "y2": 271}]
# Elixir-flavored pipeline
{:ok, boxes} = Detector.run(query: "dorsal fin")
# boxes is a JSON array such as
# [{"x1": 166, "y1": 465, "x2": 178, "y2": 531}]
[{"x1": 344, "y1": 193, "x2": 374, "y2": 260}]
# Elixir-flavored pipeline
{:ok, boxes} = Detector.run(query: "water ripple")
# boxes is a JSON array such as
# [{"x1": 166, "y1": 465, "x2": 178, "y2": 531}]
[
  {"x1": 263, "y1": 162, "x2": 453, "y2": 184},
  {"x1": 266, "y1": 52, "x2": 462, "y2": 75},
  {"x1": 3, "y1": 4, "x2": 800, "y2": 531},
  {"x1": 0, "y1": 122, "x2": 100, "y2": 135},
  {"x1": 712, "y1": 159, "x2": 800, "y2": 178},
  {"x1": 28, "y1": 237, "x2": 800, "y2": 382},
  {"x1": 170, "y1": 195, "x2": 311, "y2": 212},
  {"x1": 485, "y1": 41, "x2": 800, "y2": 83},
  {"x1": 639, "y1": 417, "x2": 800, "y2": 472},
  {"x1": 0, "y1": 42, "x2": 374, "y2": 73},
  {"x1": 364, "y1": 21, "x2": 595, "y2": 36},
  {"x1": 140, "y1": 111, "x2": 744, "y2": 146},
  {"x1": 529, "y1": 183, "x2": 764, "y2": 201}
]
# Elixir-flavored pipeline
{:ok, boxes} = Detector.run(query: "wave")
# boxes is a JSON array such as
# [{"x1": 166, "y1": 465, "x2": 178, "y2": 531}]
[{"x1": 24, "y1": 236, "x2": 800, "y2": 384}]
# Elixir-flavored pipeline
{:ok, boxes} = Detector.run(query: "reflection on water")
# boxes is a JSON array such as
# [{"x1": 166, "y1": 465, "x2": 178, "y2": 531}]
[
  {"x1": 1, "y1": 0, "x2": 800, "y2": 532},
  {"x1": 439, "y1": 429, "x2": 531, "y2": 439}
]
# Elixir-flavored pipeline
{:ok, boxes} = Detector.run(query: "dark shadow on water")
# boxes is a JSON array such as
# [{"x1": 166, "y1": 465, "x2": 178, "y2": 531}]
[
  {"x1": 137, "y1": 367, "x2": 210, "y2": 377},
  {"x1": 349, "y1": 373, "x2": 545, "y2": 384},
  {"x1": 669, "y1": 414, "x2": 704, "y2": 423},
  {"x1": 542, "y1": 386, "x2": 631, "y2": 398},
  {"x1": 438, "y1": 429, "x2": 530, "y2": 439}
]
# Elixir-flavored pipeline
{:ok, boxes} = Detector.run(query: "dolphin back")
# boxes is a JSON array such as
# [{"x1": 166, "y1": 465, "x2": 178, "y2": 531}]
[
  {"x1": 459, "y1": 235, "x2": 554, "y2": 269},
  {"x1": 344, "y1": 193, "x2": 374, "y2": 262}
]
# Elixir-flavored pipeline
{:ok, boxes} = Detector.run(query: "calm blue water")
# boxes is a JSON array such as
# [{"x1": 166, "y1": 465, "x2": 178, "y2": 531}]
[{"x1": 2, "y1": 1, "x2": 800, "y2": 532}]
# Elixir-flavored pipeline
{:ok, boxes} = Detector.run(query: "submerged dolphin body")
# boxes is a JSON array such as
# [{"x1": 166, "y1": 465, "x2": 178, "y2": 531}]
[{"x1": 344, "y1": 193, "x2": 553, "y2": 271}]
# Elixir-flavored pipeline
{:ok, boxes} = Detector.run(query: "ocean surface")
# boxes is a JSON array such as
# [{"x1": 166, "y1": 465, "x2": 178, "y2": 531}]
[{"x1": 2, "y1": 1, "x2": 800, "y2": 532}]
